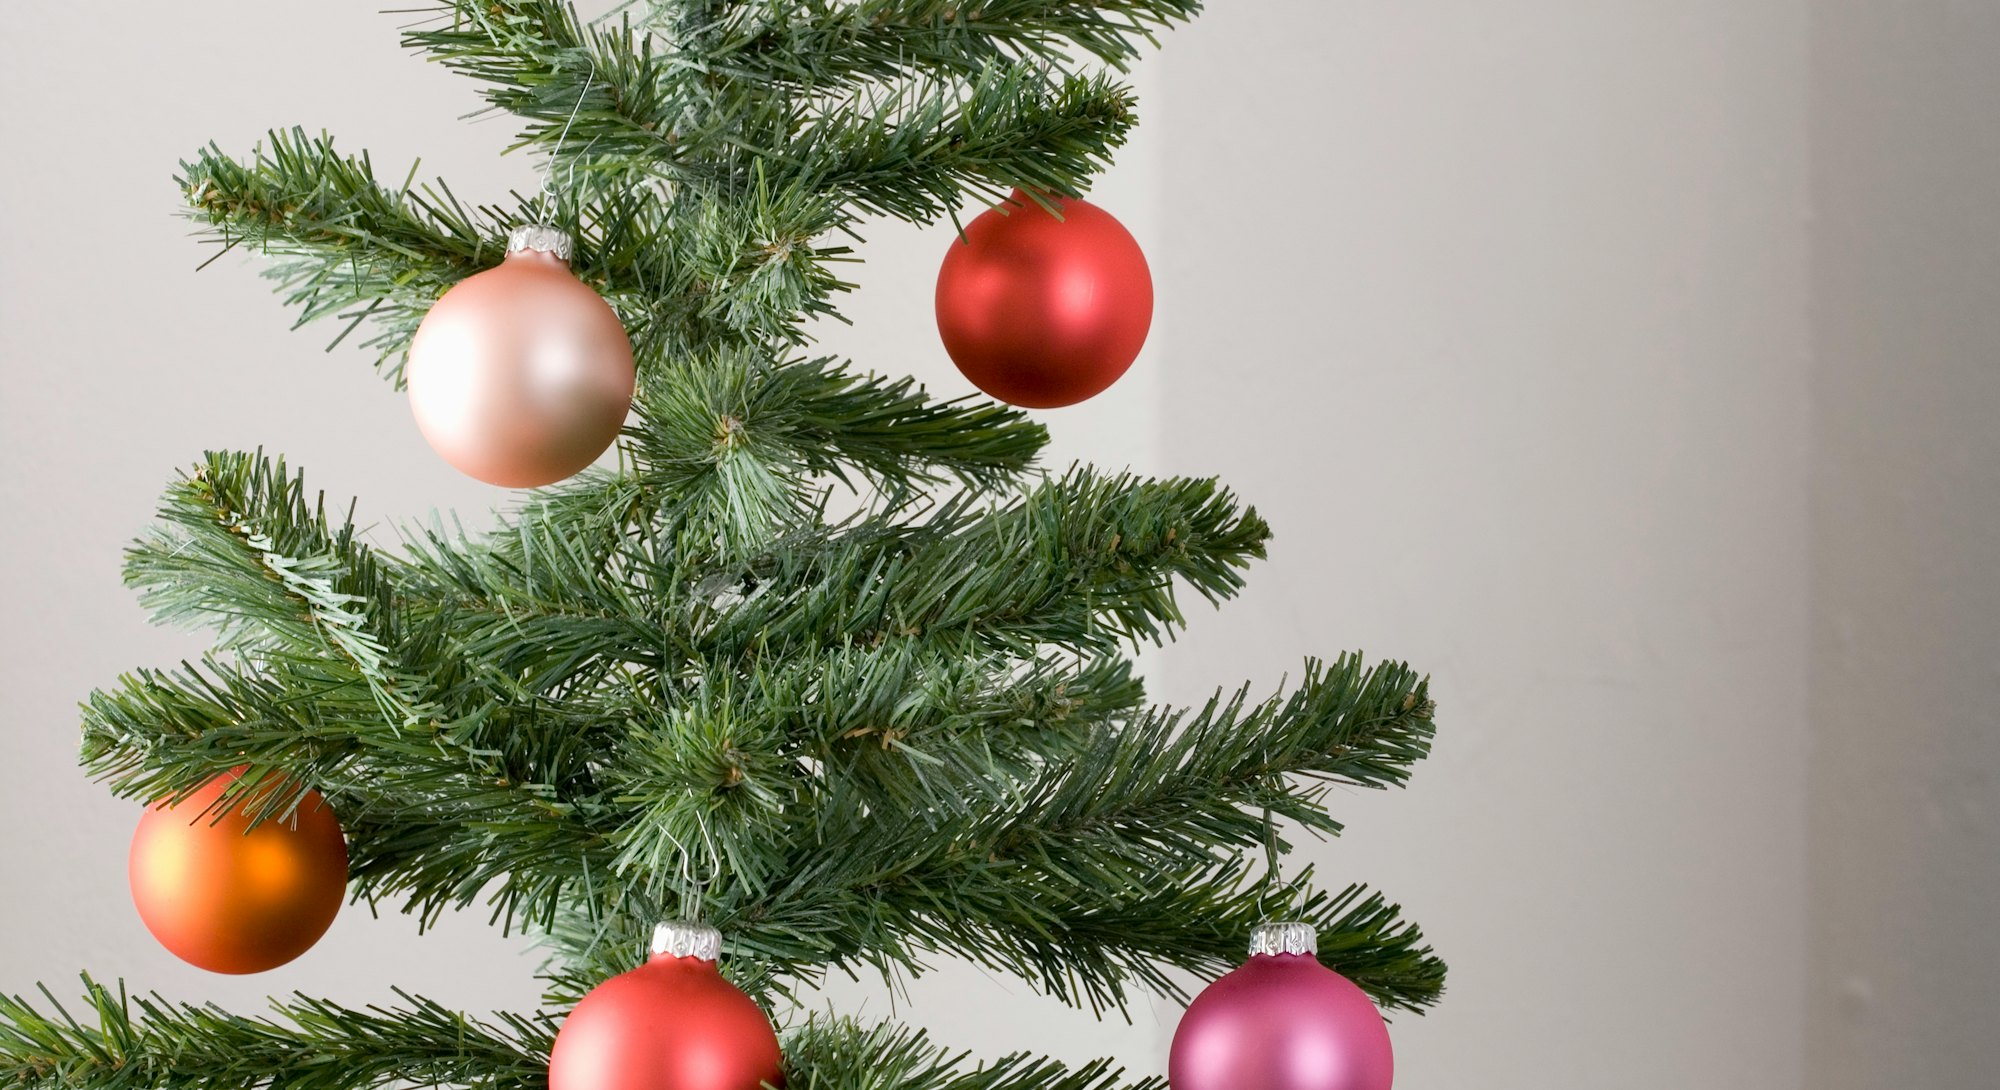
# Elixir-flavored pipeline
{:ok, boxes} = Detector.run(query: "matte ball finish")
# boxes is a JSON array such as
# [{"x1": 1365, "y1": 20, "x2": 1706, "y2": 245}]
[
  {"x1": 406, "y1": 248, "x2": 635, "y2": 488},
  {"x1": 1169, "y1": 954, "x2": 1394, "y2": 1090},
  {"x1": 128, "y1": 771, "x2": 348, "y2": 975},
  {"x1": 549, "y1": 953, "x2": 785, "y2": 1090},
  {"x1": 935, "y1": 190, "x2": 1153, "y2": 408}
]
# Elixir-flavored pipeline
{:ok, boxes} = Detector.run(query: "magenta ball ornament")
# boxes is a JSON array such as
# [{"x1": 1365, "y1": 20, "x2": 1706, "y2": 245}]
[
  {"x1": 1169, "y1": 923, "x2": 1394, "y2": 1090},
  {"x1": 405, "y1": 224, "x2": 635, "y2": 488}
]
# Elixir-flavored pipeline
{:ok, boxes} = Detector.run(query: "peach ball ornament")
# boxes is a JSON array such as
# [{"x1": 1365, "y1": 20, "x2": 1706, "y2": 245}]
[
  {"x1": 127, "y1": 769, "x2": 349, "y2": 975},
  {"x1": 406, "y1": 225, "x2": 635, "y2": 488}
]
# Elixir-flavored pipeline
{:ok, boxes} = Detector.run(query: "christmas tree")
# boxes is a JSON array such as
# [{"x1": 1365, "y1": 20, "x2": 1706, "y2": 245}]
[{"x1": 0, "y1": 3, "x2": 1445, "y2": 1090}]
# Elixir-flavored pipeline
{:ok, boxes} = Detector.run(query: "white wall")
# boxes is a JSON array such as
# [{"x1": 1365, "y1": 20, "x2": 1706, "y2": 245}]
[
  {"x1": 1807, "y1": 4, "x2": 2000, "y2": 1087},
  {"x1": 0, "y1": 0, "x2": 553, "y2": 1023},
  {"x1": 4, "y1": 3, "x2": 1990, "y2": 1090},
  {"x1": 1153, "y1": 4, "x2": 1809, "y2": 1087}
]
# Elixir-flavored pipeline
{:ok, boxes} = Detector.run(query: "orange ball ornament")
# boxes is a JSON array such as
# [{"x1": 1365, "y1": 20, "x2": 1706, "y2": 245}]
[
  {"x1": 128, "y1": 769, "x2": 348, "y2": 974},
  {"x1": 406, "y1": 225, "x2": 636, "y2": 488},
  {"x1": 935, "y1": 189, "x2": 1153, "y2": 408},
  {"x1": 549, "y1": 922, "x2": 784, "y2": 1090}
]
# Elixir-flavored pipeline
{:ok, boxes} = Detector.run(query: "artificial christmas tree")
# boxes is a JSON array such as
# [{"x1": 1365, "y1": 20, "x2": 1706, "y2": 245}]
[{"x1": 0, "y1": 3, "x2": 1446, "y2": 1090}]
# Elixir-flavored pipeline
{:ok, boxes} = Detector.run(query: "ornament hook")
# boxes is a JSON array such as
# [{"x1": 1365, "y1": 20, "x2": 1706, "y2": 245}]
[
  {"x1": 663, "y1": 815, "x2": 722, "y2": 921},
  {"x1": 1258, "y1": 801, "x2": 1285, "y2": 923},
  {"x1": 534, "y1": 66, "x2": 598, "y2": 226}
]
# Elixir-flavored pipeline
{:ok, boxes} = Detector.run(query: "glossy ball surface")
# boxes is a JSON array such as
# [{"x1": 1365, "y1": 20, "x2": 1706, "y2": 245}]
[
  {"x1": 128, "y1": 771, "x2": 347, "y2": 975},
  {"x1": 935, "y1": 190, "x2": 1153, "y2": 408},
  {"x1": 406, "y1": 248, "x2": 635, "y2": 488},
  {"x1": 1169, "y1": 953, "x2": 1393, "y2": 1090},
  {"x1": 549, "y1": 953, "x2": 785, "y2": 1090}
]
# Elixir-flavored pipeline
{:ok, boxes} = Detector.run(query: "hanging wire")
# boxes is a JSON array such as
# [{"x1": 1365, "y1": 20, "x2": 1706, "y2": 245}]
[
  {"x1": 534, "y1": 68, "x2": 598, "y2": 225},
  {"x1": 690, "y1": 810, "x2": 719, "y2": 919},
  {"x1": 661, "y1": 808, "x2": 722, "y2": 924},
  {"x1": 1259, "y1": 803, "x2": 1282, "y2": 921}
]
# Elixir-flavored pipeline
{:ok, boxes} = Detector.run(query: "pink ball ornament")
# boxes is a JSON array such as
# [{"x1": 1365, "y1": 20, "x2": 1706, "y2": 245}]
[
  {"x1": 406, "y1": 224, "x2": 635, "y2": 488},
  {"x1": 1169, "y1": 922, "x2": 1394, "y2": 1090}
]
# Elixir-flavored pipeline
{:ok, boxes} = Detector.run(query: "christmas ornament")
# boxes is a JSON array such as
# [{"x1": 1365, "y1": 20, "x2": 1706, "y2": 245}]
[
  {"x1": 1169, "y1": 922, "x2": 1393, "y2": 1090},
  {"x1": 406, "y1": 225, "x2": 635, "y2": 488},
  {"x1": 935, "y1": 189, "x2": 1153, "y2": 408},
  {"x1": 549, "y1": 920, "x2": 785, "y2": 1090},
  {"x1": 128, "y1": 768, "x2": 348, "y2": 974}
]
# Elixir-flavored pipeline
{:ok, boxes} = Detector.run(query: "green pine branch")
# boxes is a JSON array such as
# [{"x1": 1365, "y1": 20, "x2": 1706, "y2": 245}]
[
  {"x1": 683, "y1": 658, "x2": 1444, "y2": 1012},
  {"x1": 401, "y1": 2, "x2": 701, "y2": 168},
  {"x1": 784, "y1": 1018, "x2": 1158, "y2": 1090},
  {"x1": 701, "y1": 0, "x2": 1205, "y2": 87},
  {"x1": 704, "y1": 470, "x2": 1271, "y2": 658},
  {"x1": 788, "y1": 64, "x2": 1138, "y2": 222},
  {"x1": 81, "y1": 660, "x2": 366, "y2": 821},
  {"x1": 892, "y1": 871, "x2": 1444, "y2": 1014},
  {"x1": 396, "y1": 503, "x2": 695, "y2": 698},
  {"x1": 627, "y1": 350, "x2": 1047, "y2": 557},
  {"x1": 179, "y1": 136, "x2": 857, "y2": 380},
  {"x1": 400, "y1": 1, "x2": 1171, "y2": 218},
  {"x1": 379, "y1": 466, "x2": 1265, "y2": 709},
  {"x1": 797, "y1": 646, "x2": 1146, "y2": 819},
  {"x1": 988, "y1": 657, "x2": 1438, "y2": 869},
  {"x1": 182, "y1": 6, "x2": 1155, "y2": 382},
  {"x1": 589, "y1": 643, "x2": 1147, "y2": 906},
  {"x1": 78, "y1": 651, "x2": 617, "y2": 935},
  {"x1": 178, "y1": 132, "x2": 502, "y2": 381},
  {"x1": 0, "y1": 984, "x2": 1153, "y2": 1090},
  {"x1": 0, "y1": 980, "x2": 551, "y2": 1090},
  {"x1": 125, "y1": 450, "x2": 435, "y2": 730}
]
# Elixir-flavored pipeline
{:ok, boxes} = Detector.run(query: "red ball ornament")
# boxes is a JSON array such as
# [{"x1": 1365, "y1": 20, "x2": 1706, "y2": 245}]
[
  {"x1": 549, "y1": 921, "x2": 785, "y2": 1090},
  {"x1": 406, "y1": 224, "x2": 636, "y2": 488},
  {"x1": 935, "y1": 189, "x2": 1153, "y2": 408},
  {"x1": 128, "y1": 768, "x2": 348, "y2": 975},
  {"x1": 1170, "y1": 923, "x2": 1394, "y2": 1090}
]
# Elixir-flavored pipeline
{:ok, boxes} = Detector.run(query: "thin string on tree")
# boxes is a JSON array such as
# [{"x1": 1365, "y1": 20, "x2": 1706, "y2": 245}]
[
  {"x1": 1259, "y1": 771, "x2": 1303, "y2": 923},
  {"x1": 535, "y1": 67, "x2": 598, "y2": 228},
  {"x1": 682, "y1": 811, "x2": 720, "y2": 922}
]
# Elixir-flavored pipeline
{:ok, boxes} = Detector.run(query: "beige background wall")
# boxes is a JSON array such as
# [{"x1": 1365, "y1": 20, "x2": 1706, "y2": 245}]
[
  {"x1": 1152, "y1": 3, "x2": 1809, "y2": 1085},
  {"x1": 0, "y1": 2, "x2": 1991, "y2": 1089},
  {"x1": 1807, "y1": 4, "x2": 2000, "y2": 1087}
]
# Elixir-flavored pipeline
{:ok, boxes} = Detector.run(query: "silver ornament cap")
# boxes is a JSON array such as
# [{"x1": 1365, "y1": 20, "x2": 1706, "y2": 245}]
[
  {"x1": 507, "y1": 223, "x2": 575, "y2": 262},
  {"x1": 650, "y1": 919, "x2": 723, "y2": 962},
  {"x1": 1248, "y1": 921, "x2": 1318, "y2": 957}
]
